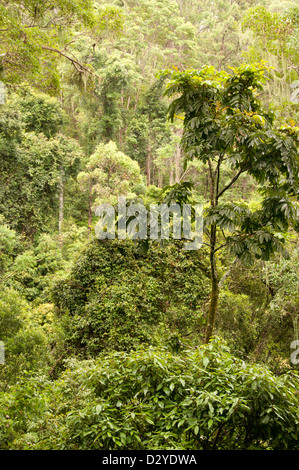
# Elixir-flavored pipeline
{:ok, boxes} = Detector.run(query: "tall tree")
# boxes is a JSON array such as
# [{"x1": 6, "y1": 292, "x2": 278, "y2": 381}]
[
  {"x1": 242, "y1": 4, "x2": 299, "y2": 119},
  {"x1": 77, "y1": 140, "x2": 143, "y2": 230},
  {"x1": 164, "y1": 62, "x2": 299, "y2": 342},
  {"x1": 0, "y1": 90, "x2": 82, "y2": 237}
]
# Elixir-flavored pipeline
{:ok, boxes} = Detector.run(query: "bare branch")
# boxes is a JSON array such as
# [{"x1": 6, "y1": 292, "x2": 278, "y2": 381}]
[
  {"x1": 41, "y1": 45, "x2": 97, "y2": 77},
  {"x1": 218, "y1": 257, "x2": 239, "y2": 288}
]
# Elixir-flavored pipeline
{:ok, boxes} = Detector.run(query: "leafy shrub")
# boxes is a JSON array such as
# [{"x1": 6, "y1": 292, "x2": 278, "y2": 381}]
[
  {"x1": 216, "y1": 290, "x2": 259, "y2": 357},
  {"x1": 8, "y1": 234, "x2": 66, "y2": 302},
  {"x1": 51, "y1": 238, "x2": 210, "y2": 356},
  {"x1": 0, "y1": 287, "x2": 49, "y2": 388},
  {"x1": 1, "y1": 338, "x2": 298, "y2": 450}
]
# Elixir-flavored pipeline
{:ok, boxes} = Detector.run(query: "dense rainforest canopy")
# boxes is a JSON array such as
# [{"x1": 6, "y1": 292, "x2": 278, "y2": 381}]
[{"x1": 0, "y1": 0, "x2": 299, "y2": 451}]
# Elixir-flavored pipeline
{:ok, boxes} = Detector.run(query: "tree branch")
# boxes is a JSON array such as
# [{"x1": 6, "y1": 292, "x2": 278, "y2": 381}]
[
  {"x1": 217, "y1": 163, "x2": 251, "y2": 199},
  {"x1": 214, "y1": 243, "x2": 227, "y2": 253},
  {"x1": 40, "y1": 45, "x2": 97, "y2": 77},
  {"x1": 218, "y1": 257, "x2": 239, "y2": 288},
  {"x1": 215, "y1": 154, "x2": 225, "y2": 204}
]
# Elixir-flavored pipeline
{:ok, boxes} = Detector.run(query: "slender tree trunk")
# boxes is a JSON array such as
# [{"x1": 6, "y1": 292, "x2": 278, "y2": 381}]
[
  {"x1": 88, "y1": 183, "x2": 93, "y2": 233},
  {"x1": 58, "y1": 167, "x2": 64, "y2": 246},
  {"x1": 205, "y1": 224, "x2": 219, "y2": 343},
  {"x1": 175, "y1": 127, "x2": 183, "y2": 183},
  {"x1": 169, "y1": 163, "x2": 174, "y2": 185},
  {"x1": 205, "y1": 159, "x2": 220, "y2": 343},
  {"x1": 119, "y1": 126, "x2": 124, "y2": 145},
  {"x1": 146, "y1": 146, "x2": 151, "y2": 186},
  {"x1": 58, "y1": 173, "x2": 64, "y2": 232},
  {"x1": 175, "y1": 143, "x2": 181, "y2": 183},
  {"x1": 158, "y1": 169, "x2": 163, "y2": 188},
  {"x1": 134, "y1": 85, "x2": 141, "y2": 110}
]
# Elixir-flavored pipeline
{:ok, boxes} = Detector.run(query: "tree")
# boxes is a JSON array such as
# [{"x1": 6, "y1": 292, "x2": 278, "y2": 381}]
[
  {"x1": 0, "y1": 90, "x2": 82, "y2": 237},
  {"x1": 50, "y1": 237, "x2": 210, "y2": 357},
  {"x1": 0, "y1": 0, "x2": 123, "y2": 93},
  {"x1": 0, "y1": 216, "x2": 20, "y2": 276},
  {"x1": 163, "y1": 62, "x2": 299, "y2": 343},
  {"x1": 176, "y1": 0, "x2": 257, "y2": 71},
  {"x1": 77, "y1": 141, "x2": 143, "y2": 230},
  {"x1": 125, "y1": 77, "x2": 172, "y2": 187},
  {"x1": 114, "y1": 0, "x2": 198, "y2": 82},
  {"x1": 242, "y1": 5, "x2": 299, "y2": 75},
  {"x1": 95, "y1": 52, "x2": 141, "y2": 143},
  {"x1": 0, "y1": 286, "x2": 48, "y2": 387},
  {"x1": 242, "y1": 5, "x2": 299, "y2": 121}
]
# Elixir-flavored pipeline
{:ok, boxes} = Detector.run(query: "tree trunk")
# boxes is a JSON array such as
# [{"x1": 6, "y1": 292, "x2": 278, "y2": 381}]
[
  {"x1": 175, "y1": 127, "x2": 183, "y2": 183},
  {"x1": 58, "y1": 166, "x2": 64, "y2": 244},
  {"x1": 88, "y1": 183, "x2": 93, "y2": 233},
  {"x1": 119, "y1": 126, "x2": 124, "y2": 145},
  {"x1": 175, "y1": 143, "x2": 181, "y2": 183},
  {"x1": 205, "y1": 224, "x2": 219, "y2": 343},
  {"x1": 158, "y1": 169, "x2": 163, "y2": 188},
  {"x1": 205, "y1": 276, "x2": 220, "y2": 343},
  {"x1": 134, "y1": 85, "x2": 141, "y2": 110},
  {"x1": 169, "y1": 164, "x2": 174, "y2": 185},
  {"x1": 205, "y1": 159, "x2": 220, "y2": 343},
  {"x1": 146, "y1": 146, "x2": 151, "y2": 186}
]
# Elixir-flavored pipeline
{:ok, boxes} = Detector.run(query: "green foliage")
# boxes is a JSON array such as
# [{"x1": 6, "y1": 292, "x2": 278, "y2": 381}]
[
  {"x1": 51, "y1": 237, "x2": 210, "y2": 357},
  {"x1": 242, "y1": 4, "x2": 299, "y2": 121},
  {"x1": 161, "y1": 181, "x2": 194, "y2": 205},
  {"x1": 6, "y1": 234, "x2": 67, "y2": 302},
  {"x1": 242, "y1": 5, "x2": 299, "y2": 64},
  {"x1": 96, "y1": 52, "x2": 141, "y2": 141},
  {"x1": 0, "y1": 92, "x2": 82, "y2": 236},
  {"x1": 0, "y1": 217, "x2": 20, "y2": 274},
  {"x1": 216, "y1": 290, "x2": 260, "y2": 356},
  {"x1": 178, "y1": 0, "x2": 256, "y2": 70},
  {"x1": 164, "y1": 63, "x2": 299, "y2": 263},
  {"x1": 125, "y1": 78, "x2": 172, "y2": 176},
  {"x1": 77, "y1": 140, "x2": 143, "y2": 207},
  {"x1": 0, "y1": 287, "x2": 25, "y2": 340},
  {"x1": 0, "y1": 287, "x2": 49, "y2": 388},
  {"x1": 163, "y1": 61, "x2": 299, "y2": 342},
  {"x1": 13, "y1": 90, "x2": 65, "y2": 137},
  {"x1": 1, "y1": 338, "x2": 299, "y2": 450},
  {"x1": 0, "y1": 0, "x2": 122, "y2": 92}
]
